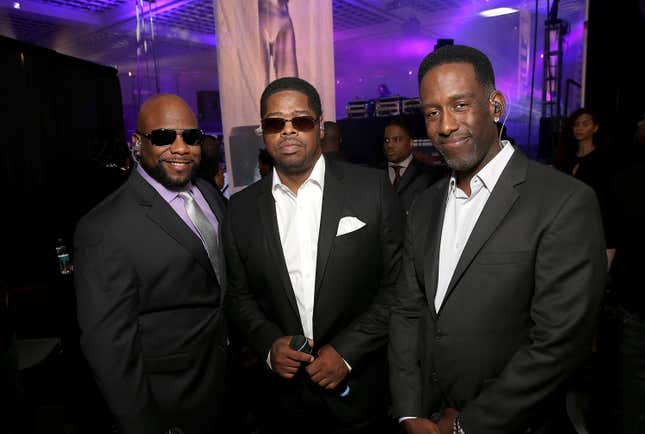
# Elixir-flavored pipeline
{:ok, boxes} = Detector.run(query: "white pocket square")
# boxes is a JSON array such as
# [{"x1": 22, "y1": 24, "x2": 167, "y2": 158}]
[{"x1": 336, "y1": 216, "x2": 366, "y2": 237}]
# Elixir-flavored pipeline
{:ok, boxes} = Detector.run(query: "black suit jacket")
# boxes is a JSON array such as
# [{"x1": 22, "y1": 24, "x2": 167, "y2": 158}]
[
  {"x1": 74, "y1": 169, "x2": 228, "y2": 434},
  {"x1": 223, "y1": 156, "x2": 405, "y2": 424},
  {"x1": 389, "y1": 150, "x2": 606, "y2": 433},
  {"x1": 387, "y1": 157, "x2": 445, "y2": 212}
]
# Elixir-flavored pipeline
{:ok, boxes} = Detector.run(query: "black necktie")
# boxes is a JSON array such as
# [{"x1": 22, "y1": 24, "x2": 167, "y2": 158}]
[{"x1": 392, "y1": 165, "x2": 403, "y2": 188}]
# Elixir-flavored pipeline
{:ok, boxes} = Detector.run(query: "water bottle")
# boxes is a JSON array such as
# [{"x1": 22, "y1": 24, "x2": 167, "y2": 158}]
[{"x1": 55, "y1": 238, "x2": 73, "y2": 275}]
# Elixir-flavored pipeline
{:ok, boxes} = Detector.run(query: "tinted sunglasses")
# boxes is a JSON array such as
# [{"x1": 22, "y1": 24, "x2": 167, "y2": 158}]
[
  {"x1": 137, "y1": 128, "x2": 204, "y2": 146},
  {"x1": 261, "y1": 116, "x2": 319, "y2": 134}
]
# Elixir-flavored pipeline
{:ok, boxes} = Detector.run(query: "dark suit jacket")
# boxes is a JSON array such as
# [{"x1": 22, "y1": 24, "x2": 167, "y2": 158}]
[
  {"x1": 223, "y1": 156, "x2": 405, "y2": 425},
  {"x1": 389, "y1": 150, "x2": 606, "y2": 434},
  {"x1": 74, "y1": 169, "x2": 228, "y2": 434},
  {"x1": 387, "y1": 157, "x2": 446, "y2": 212}
]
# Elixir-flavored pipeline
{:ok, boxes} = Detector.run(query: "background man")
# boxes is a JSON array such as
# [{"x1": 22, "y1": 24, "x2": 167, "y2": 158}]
[
  {"x1": 389, "y1": 45, "x2": 606, "y2": 434},
  {"x1": 74, "y1": 94, "x2": 228, "y2": 434},
  {"x1": 321, "y1": 120, "x2": 348, "y2": 162},
  {"x1": 383, "y1": 116, "x2": 445, "y2": 212},
  {"x1": 224, "y1": 77, "x2": 404, "y2": 434}
]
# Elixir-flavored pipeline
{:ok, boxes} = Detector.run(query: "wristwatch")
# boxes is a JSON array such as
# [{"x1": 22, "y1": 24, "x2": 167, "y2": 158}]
[{"x1": 453, "y1": 415, "x2": 465, "y2": 434}]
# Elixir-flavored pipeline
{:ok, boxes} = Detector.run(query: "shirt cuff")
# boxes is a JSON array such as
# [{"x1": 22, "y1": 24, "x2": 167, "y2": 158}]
[
  {"x1": 266, "y1": 350, "x2": 272, "y2": 370},
  {"x1": 343, "y1": 358, "x2": 352, "y2": 372},
  {"x1": 399, "y1": 417, "x2": 417, "y2": 423}
]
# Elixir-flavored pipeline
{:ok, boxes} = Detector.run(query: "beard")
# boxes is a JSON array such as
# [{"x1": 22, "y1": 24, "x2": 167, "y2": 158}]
[
  {"x1": 436, "y1": 141, "x2": 484, "y2": 173},
  {"x1": 140, "y1": 158, "x2": 199, "y2": 191},
  {"x1": 272, "y1": 139, "x2": 320, "y2": 175}
]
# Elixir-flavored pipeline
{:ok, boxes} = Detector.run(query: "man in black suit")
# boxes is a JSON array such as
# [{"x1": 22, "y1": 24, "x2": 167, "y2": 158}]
[
  {"x1": 383, "y1": 116, "x2": 444, "y2": 212},
  {"x1": 389, "y1": 45, "x2": 606, "y2": 434},
  {"x1": 74, "y1": 94, "x2": 228, "y2": 434},
  {"x1": 223, "y1": 77, "x2": 404, "y2": 434}
]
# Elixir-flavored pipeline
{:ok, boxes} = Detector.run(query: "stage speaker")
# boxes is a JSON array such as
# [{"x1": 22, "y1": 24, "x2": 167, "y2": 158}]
[{"x1": 537, "y1": 116, "x2": 562, "y2": 163}]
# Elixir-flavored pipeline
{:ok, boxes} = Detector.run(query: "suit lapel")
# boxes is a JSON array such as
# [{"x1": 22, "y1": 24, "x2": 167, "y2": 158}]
[
  {"x1": 424, "y1": 178, "x2": 450, "y2": 320},
  {"x1": 396, "y1": 158, "x2": 419, "y2": 193},
  {"x1": 257, "y1": 177, "x2": 300, "y2": 318},
  {"x1": 440, "y1": 150, "x2": 527, "y2": 311},
  {"x1": 314, "y1": 159, "x2": 345, "y2": 304},
  {"x1": 130, "y1": 171, "x2": 215, "y2": 279}
]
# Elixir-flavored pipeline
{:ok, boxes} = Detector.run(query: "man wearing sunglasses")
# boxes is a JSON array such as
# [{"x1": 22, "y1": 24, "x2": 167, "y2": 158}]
[
  {"x1": 223, "y1": 77, "x2": 405, "y2": 434},
  {"x1": 74, "y1": 94, "x2": 229, "y2": 434}
]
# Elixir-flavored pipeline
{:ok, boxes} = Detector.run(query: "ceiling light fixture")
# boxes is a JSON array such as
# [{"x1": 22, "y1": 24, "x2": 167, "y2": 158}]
[{"x1": 479, "y1": 7, "x2": 518, "y2": 17}]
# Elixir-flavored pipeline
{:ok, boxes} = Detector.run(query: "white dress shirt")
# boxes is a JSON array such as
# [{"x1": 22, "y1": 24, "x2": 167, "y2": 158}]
[
  {"x1": 388, "y1": 153, "x2": 414, "y2": 184},
  {"x1": 272, "y1": 156, "x2": 325, "y2": 340},
  {"x1": 435, "y1": 141, "x2": 515, "y2": 312}
]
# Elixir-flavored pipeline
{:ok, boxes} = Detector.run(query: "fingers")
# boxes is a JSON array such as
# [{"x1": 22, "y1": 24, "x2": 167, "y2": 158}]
[
  {"x1": 304, "y1": 346, "x2": 348, "y2": 389},
  {"x1": 271, "y1": 336, "x2": 314, "y2": 378},
  {"x1": 290, "y1": 349, "x2": 314, "y2": 363}
]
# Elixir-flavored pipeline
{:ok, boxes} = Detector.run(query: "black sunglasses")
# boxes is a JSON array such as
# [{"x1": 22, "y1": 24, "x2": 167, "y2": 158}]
[
  {"x1": 136, "y1": 128, "x2": 204, "y2": 146},
  {"x1": 261, "y1": 116, "x2": 319, "y2": 134}
]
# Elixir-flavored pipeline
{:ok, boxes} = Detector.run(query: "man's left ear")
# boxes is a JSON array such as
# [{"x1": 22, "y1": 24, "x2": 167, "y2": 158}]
[{"x1": 319, "y1": 115, "x2": 325, "y2": 139}]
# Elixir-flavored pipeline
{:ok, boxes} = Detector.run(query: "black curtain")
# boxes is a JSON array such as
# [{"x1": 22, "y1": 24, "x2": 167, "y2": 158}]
[
  {"x1": 0, "y1": 35, "x2": 125, "y2": 288},
  {"x1": 586, "y1": 0, "x2": 645, "y2": 159}
]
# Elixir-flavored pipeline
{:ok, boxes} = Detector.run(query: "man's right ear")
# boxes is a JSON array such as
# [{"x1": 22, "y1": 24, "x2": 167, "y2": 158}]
[{"x1": 131, "y1": 134, "x2": 142, "y2": 160}]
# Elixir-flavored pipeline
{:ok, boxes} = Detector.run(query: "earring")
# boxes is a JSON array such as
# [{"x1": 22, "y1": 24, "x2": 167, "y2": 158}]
[{"x1": 494, "y1": 117, "x2": 500, "y2": 123}]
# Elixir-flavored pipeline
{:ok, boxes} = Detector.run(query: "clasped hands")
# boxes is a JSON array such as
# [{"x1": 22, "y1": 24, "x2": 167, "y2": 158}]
[{"x1": 270, "y1": 336, "x2": 349, "y2": 390}]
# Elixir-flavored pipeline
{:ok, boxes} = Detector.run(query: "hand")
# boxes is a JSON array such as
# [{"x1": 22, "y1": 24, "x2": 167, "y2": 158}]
[
  {"x1": 305, "y1": 344, "x2": 349, "y2": 390},
  {"x1": 438, "y1": 408, "x2": 459, "y2": 434},
  {"x1": 270, "y1": 336, "x2": 314, "y2": 379},
  {"x1": 402, "y1": 418, "x2": 441, "y2": 434}
]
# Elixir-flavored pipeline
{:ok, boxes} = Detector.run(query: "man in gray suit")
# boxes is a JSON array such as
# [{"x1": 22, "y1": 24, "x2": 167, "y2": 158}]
[{"x1": 389, "y1": 45, "x2": 606, "y2": 434}]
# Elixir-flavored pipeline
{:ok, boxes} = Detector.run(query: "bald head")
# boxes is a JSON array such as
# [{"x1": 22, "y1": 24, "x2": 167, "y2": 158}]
[
  {"x1": 134, "y1": 94, "x2": 202, "y2": 190},
  {"x1": 136, "y1": 94, "x2": 197, "y2": 133}
]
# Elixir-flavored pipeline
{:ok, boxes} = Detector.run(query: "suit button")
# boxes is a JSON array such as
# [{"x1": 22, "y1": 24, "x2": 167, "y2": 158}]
[
  {"x1": 435, "y1": 331, "x2": 442, "y2": 342},
  {"x1": 431, "y1": 371, "x2": 439, "y2": 383}
]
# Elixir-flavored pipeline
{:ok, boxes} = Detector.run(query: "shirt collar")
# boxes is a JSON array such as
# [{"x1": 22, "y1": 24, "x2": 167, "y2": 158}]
[
  {"x1": 136, "y1": 164, "x2": 194, "y2": 203},
  {"x1": 272, "y1": 154, "x2": 326, "y2": 194},
  {"x1": 477, "y1": 140, "x2": 514, "y2": 191},
  {"x1": 448, "y1": 140, "x2": 515, "y2": 195},
  {"x1": 389, "y1": 153, "x2": 414, "y2": 169}
]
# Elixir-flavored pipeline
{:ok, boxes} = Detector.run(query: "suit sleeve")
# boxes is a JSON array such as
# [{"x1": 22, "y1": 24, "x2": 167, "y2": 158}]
[
  {"x1": 389, "y1": 206, "x2": 425, "y2": 417},
  {"x1": 74, "y1": 219, "x2": 163, "y2": 434},
  {"x1": 329, "y1": 175, "x2": 405, "y2": 367},
  {"x1": 222, "y1": 204, "x2": 284, "y2": 359},
  {"x1": 460, "y1": 185, "x2": 607, "y2": 433}
]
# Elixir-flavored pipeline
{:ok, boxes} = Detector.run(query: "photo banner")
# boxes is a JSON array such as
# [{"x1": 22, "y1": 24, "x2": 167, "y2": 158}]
[{"x1": 215, "y1": 0, "x2": 336, "y2": 192}]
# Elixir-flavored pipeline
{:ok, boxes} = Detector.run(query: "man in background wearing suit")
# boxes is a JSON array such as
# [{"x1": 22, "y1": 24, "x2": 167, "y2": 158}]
[
  {"x1": 74, "y1": 94, "x2": 228, "y2": 434},
  {"x1": 223, "y1": 77, "x2": 404, "y2": 434},
  {"x1": 383, "y1": 116, "x2": 444, "y2": 212},
  {"x1": 389, "y1": 45, "x2": 606, "y2": 434}
]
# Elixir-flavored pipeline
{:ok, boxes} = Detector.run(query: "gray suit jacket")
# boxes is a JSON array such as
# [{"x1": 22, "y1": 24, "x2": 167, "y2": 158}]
[
  {"x1": 74, "y1": 169, "x2": 228, "y2": 434},
  {"x1": 389, "y1": 150, "x2": 606, "y2": 433}
]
